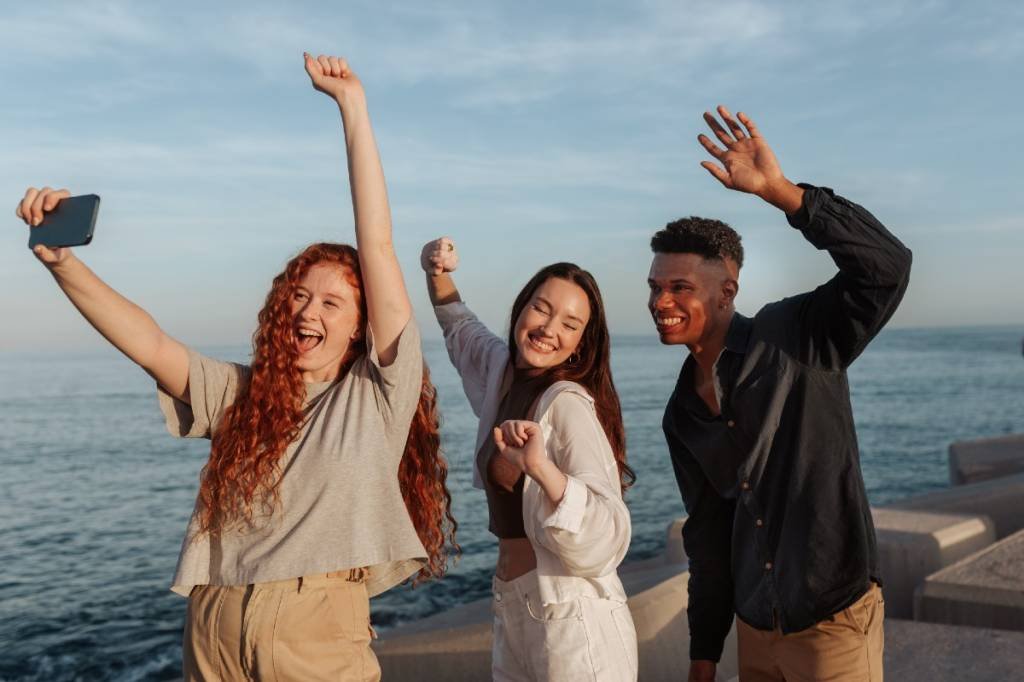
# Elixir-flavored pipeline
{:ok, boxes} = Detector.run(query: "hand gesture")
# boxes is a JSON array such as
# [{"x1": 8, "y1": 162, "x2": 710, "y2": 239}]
[
  {"x1": 493, "y1": 420, "x2": 547, "y2": 477},
  {"x1": 698, "y1": 106, "x2": 785, "y2": 198},
  {"x1": 303, "y1": 53, "x2": 364, "y2": 105},
  {"x1": 16, "y1": 186, "x2": 71, "y2": 266},
  {"x1": 420, "y1": 237, "x2": 459, "y2": 275}
]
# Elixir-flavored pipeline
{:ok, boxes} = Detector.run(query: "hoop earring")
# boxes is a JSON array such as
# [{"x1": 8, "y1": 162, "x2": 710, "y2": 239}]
[{"x1": 567, "y1": 350, "x2": 581, "y2": 366}]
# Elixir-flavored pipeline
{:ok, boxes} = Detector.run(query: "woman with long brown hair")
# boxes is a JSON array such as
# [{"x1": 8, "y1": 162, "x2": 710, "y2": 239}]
[
  {"x1": 421, "y1": 238, "x2": 638, "y2": 681},
  {"x1": 15, "y1": 55, "x2": 456, "y2": 681}
]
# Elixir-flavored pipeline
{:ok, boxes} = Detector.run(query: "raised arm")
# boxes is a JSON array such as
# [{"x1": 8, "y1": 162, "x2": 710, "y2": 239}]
[
  {"x1": 16, "y1": 187, "x2": 189, "y2": 399},
  {"x1": 305, "y1": 53, "x2": 410, "y2": 365},
  {"x1": 420, "y1": 236, "x2": 462, "y2": 306},
  {"x1": 698, "y1": 106, "x2": 912, "y2": 367}
]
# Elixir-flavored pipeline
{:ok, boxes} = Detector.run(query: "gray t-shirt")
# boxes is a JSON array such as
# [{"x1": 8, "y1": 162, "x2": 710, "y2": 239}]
[{"x1": 159, "y1": 320, "x2": 427, "y2": 598}]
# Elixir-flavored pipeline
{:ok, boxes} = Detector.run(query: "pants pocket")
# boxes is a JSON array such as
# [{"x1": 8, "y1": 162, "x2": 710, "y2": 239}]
[
  {"x1": 611, "y1": 604, "x2": 639, "y2": 678},
  {"x1": 523, "y1": 596, "x2": 596, "y2": 681}
]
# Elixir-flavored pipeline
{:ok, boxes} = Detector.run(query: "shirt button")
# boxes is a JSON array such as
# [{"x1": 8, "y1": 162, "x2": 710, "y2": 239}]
[
  {"x1": 764, "y1": 561, "x2": 773, "y2": 571},
  {"x1": 495, "y1": 593, "x2": 502, "y2": 602},
  {"x1": 727, "y1": 420, "x2": 735, "y2": 427},
  {"x1": 741, "y1": 480, "x2": 750, "y2": 491},
  {"x1": 756, "y1": 518, "x2": 764, "y2": 527}
]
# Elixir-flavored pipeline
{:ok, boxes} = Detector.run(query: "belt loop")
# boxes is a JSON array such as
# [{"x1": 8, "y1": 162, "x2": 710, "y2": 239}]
[
  {"x1": 297, "y1": 576, "x2": 303, "y2": 594},
  {"x1": 347, "y1": 567, "x2": 366, "y2": 583}
]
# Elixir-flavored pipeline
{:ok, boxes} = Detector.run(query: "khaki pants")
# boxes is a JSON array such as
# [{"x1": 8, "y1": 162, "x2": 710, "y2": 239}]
[
  {"x1": 736, "y1": 583, "x2": 885, "y2": 682},
  {"x1": 492, "y1": 570, "x2": 638, "y2": 681},
  {"x1": 183, "y1": 570, "x2": 380, "y2": 682}
]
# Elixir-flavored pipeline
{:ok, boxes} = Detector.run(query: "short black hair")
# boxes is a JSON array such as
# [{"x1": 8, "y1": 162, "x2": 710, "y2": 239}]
[{"x1": 650, "y1": 216, "x2": 744, "y2": 269}]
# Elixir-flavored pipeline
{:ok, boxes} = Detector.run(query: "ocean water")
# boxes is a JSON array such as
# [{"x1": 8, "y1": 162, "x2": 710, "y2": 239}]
[{"x1": 1, "y1": 326, "x2": 1022, "y2": 681}]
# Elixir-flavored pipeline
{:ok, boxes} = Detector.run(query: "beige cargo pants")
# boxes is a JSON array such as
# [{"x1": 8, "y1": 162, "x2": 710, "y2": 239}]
[
  {"x1": 736, "y1": 583, "x2": 885, "y2": 682},
  {"x1": 183, "y1": 570, "x2": 379, "y2": 682}
]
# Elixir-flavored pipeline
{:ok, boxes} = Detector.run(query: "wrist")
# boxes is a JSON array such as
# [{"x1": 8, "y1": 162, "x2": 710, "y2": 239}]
[
  {"x1": 334, "y1": 89, "x2": 367, "y2": 115},
  {"x1": 759, "y1": 177, "x2": 804, "y2": 215}
]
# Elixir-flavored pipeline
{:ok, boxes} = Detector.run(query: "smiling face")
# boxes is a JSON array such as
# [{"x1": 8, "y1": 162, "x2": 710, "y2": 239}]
[
  {"x1": 647, "y1": 252, "x2": 738, "y2": 348},
  {"x1": 289, "y1": 262, "x2": 363, "y2": 383},
  {"x1": 513, "y1": 276, "x2": 592, "y2": 371}
]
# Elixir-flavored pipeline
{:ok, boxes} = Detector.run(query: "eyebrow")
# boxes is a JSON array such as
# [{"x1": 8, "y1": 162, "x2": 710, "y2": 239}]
[
  {"x1": 537, "y1": 295, "x2": 585, "y2": 325},
  {"x1": 648, "y1": 277, "x2": 694, "y2": 286}
]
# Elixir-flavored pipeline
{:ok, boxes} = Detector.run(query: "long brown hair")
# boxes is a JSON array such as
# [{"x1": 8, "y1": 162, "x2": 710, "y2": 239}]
[
  {"x1": 507, "y1": 262, "x2": 635, "y2": 492},
  {"x1": 198, "y1": 242, "x2": 458, "y2": 581}
]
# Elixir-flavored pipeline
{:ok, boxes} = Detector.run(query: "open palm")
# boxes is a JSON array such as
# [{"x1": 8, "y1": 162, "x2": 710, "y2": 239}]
[{"x1": 698, "y1": 106, "x2": 785, "y2": 196}]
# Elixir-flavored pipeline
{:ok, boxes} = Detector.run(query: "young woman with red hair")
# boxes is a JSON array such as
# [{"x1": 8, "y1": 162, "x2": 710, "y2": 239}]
[
  {"x1": 421, "y1": 238, "x2": 639, "y2": 681},
  {"x1": 16, "y1": 55, "x2": 456, "y2": 681}
]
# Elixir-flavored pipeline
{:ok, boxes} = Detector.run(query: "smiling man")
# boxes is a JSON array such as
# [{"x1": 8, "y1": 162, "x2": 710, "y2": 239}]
[{"x1": 651, "y1": 107, "x2": 912, "y2": 682}]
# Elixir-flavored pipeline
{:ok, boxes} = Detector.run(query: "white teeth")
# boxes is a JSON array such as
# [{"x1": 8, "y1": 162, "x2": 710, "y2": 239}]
[
  {"x1": 658, "y1": 317, "x2": 682, "y2": 326},
  {"x1": 297, "y1": 328, "x2": 323, "y2": 338},
  {"x1": 529, "y1": 335, "x2": 555, "y2": 352}
]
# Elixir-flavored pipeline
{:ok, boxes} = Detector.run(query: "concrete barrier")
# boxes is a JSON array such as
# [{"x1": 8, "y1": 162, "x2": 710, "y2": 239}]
[
  {"x1": 949, "y1": 433, "x2": 1024, "y2": 485},
  {"x1": 914, "y1": 528, "x2": 1024, "y2": 632},
  {"x1": 884, "y1": 618, "x2": 1024, "y2": 681},
  {"x1": 872, "y1": 508, "x2": 996, "y2": 618},
  {"x1": 886, "y1": 471, "x2": 1024, "y2": 539},
  {"x1": 374, "y1": 518, "x2": 740, "y2": 681}
]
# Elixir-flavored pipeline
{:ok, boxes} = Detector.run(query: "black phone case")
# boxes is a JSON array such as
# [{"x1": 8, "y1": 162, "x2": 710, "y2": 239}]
[{"x1": 28, "y1": 194, "x2": 101, "y2": 249}]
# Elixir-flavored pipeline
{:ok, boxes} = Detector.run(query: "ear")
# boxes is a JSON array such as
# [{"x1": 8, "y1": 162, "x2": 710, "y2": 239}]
[{"x1": 720, "y1": 277, "x2": 739, "y2": 309}]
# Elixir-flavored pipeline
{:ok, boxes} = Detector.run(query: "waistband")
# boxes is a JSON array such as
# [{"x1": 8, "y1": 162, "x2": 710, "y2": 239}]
[
  {"x1": 198, "y1": 567, "x2": 369, "y2": 594},
  {"x1": 492, "y1": 569, "x2": 539, "y2": 598}
]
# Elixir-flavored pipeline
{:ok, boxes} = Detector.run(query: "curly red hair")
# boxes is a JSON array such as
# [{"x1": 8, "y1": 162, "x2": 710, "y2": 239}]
[{"x1": 197, "y1": 242, "x2": 458, "y2": 581}]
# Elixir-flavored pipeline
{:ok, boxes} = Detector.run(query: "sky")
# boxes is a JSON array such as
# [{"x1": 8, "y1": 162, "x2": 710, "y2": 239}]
[{"x1": 2, "y1": 0, "x2": 1022, "y2": 352}]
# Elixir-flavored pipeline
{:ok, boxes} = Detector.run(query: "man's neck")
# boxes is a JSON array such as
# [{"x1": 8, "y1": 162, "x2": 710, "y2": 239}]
[{"x1": 687, "y1": 310, "x2": 734, "y2": 374}]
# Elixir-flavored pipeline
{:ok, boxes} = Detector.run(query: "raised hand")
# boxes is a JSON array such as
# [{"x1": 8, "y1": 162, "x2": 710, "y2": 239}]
[
  {"x1": 303, "y1": 53, "x2": 364, "y2": 106},
  {"x1": 697, "y1": 106, "x2": 803, "y2": 213},
  {"x1": 16, "y1": 186, "x2": 72, "y2": 266},
  {"x1": 420, "y1": 237, "x2": 459, "y2": 276}
]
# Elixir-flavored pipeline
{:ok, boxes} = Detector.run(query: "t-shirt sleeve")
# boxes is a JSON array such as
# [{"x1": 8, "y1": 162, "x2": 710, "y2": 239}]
[
  {"x1": 362, "y1": 318, "x2": 424, "y2": 426},
  {"x1": 157, "y1": 348, "x2": 248, "y2": 439}
]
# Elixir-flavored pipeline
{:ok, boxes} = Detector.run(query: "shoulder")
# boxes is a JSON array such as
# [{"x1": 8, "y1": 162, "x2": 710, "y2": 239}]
[{"x1": 535, "y1": 381, "x2": 596, "y2": 424}]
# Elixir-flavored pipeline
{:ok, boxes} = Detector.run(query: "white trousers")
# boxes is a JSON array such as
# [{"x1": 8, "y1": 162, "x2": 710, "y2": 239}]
[{"x1": 491, "y1": 570, "x2": 638, "y2": 682}]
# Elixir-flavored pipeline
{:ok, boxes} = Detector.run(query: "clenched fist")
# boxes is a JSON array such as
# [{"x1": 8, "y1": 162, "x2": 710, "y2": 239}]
[
  {"x1": 420, "y1": 236, "x2": 459, "y2": 276},
  {"x1": 303, "y1": 52, "x2": 364, "y2": 105}
]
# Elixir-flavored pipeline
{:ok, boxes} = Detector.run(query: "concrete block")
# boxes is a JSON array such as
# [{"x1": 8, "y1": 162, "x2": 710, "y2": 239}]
[
  {"x1": 884, "y1": 618, "x2": 1024, "y2": 681},
  {"x1": 949, "y1": 433, "x2": 1024, "y2": 485},
  {"x1": 888, "y1": 472, "x2": 1024, "y2": 539},
  {"x1": 664, "y1": 516, "x2": 688, "y2": 565},
  {"x1": 915, "y1": 528, "x2": 1024, "y2": 632},
  {"x1": 872, "y1": 508, "x2": 996, "y2": 618}
]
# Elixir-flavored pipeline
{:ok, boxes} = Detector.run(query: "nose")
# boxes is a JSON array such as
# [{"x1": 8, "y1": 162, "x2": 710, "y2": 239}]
[{"x1": 651, "y1": 290, "x2": 672, "y2": 310}]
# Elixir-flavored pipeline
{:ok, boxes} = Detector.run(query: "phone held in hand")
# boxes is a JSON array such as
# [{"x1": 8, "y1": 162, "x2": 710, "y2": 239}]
[{"x1": 27, "y1": 194, "x2": 101, "y2": 249}]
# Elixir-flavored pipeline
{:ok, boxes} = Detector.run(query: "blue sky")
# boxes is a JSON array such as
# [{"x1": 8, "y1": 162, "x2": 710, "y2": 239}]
[{"x1": 2, "y1": 1, "x2": 1022, "y2": 351}]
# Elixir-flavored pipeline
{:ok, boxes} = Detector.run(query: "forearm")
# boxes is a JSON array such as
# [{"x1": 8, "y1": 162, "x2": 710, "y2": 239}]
[
  {"x1": 789, "y1": 184, "x2": 912, "y2": 287},
  {"x1": 525, "y1": 458, "x2": 569, "y2": 506},
  {"x1": 759, "y1": 177, "x2": 805, "y2": 215},
  {"x1": 336, "y1": 92, "x2": 411, "y2": 359},
  {"x1": 47, "y1": 255, "x2": 188, "y2": 396},
  {"x1": 426, "y1": 272, "x2": 461, "y2": 306},
  {"x1": 338, "y1": 96, "x2": 394, "y2": 253}
]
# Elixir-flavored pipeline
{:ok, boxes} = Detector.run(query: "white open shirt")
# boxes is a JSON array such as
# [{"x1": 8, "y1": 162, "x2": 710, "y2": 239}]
[{"x1": 435, "y1": 301, "x2": 632, "y2": 605}]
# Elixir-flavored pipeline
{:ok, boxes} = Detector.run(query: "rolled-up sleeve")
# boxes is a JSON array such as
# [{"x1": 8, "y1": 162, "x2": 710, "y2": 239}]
[
  {"x1": 433, "y1": 302, "x2": 508, "y2": 417},
  {"x1": 530, "y1": 391, "x2": 631, "y2": 577}
]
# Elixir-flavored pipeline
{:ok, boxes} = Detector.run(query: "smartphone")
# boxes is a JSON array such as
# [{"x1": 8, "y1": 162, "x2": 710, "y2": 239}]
[{"x1": 27, "y1": 194, "x2": 101, "y2": 249}]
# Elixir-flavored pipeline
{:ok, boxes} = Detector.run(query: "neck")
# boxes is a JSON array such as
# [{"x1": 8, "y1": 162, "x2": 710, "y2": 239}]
[{"x1": 687, "y1": 310, "x2": 733, "y2": 373}]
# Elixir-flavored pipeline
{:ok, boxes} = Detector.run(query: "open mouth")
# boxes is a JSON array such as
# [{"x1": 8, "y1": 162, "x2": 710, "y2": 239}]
[
  {"x1": 527, "y1": 332, "x2": 556, "y2": 354},
  {"x1": 655, "y1": 315, "x2": 685, "y2": 332},
  {"x1": 296, "y1": 328, "x2": 324, "y2": 353}
]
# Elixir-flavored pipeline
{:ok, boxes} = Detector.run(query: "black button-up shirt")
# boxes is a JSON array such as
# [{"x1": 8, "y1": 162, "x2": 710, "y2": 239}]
[{"x1": 663, "y1": 185, "x2": 912, "y2": 662}]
